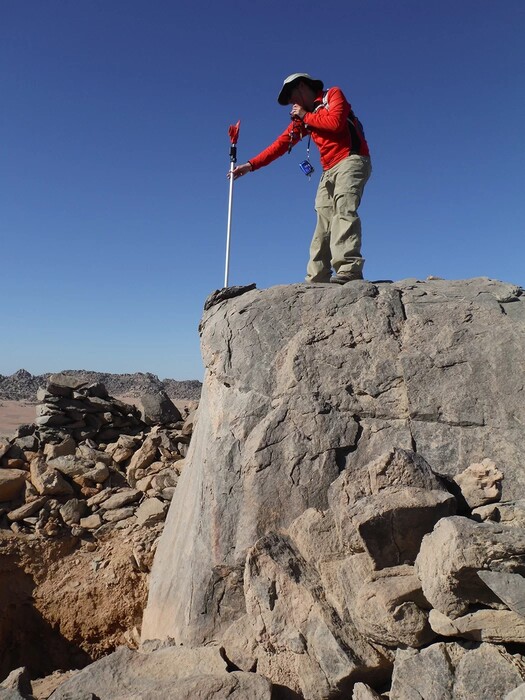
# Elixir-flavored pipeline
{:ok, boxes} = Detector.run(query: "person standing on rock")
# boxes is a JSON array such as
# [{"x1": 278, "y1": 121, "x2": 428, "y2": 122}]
[{"x1": 231, "y1": 73, "x2": 372, "y2": 284}]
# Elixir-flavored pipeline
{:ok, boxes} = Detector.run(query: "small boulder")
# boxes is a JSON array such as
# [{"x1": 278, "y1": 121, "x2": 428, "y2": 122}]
[
  {"x1": 30, "y1": 461, "x2": 74, "y2": 496},
  {"x1": 353, "y1": 565, "x2": 434, "y2": 648},
  {"x1": 0, "y1": 469, "x2": 26, "y2": 501},
  {"x1": 135, "y1": 498, "x2": 167, "y2": 526},
  {"x1": 137, "y1": 391, "x2": 182, "y2": 426},
  {"x1": 100, "y1": 489, "x2": 141, "y2": 511},
  {"x1": 416, "y1": 516, "x2": 525, "y2": 618},
  {"x1": 453, "y1": 458, "x2": 503, "y2": 508}
]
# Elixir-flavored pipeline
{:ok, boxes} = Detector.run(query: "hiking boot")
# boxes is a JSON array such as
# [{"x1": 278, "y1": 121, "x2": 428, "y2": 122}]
[{"x1": 330, "y1": 272, "x2": 363, "y2": 284}]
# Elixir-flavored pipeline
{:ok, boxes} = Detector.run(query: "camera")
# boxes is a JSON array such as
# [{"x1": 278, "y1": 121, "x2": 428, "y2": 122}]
[{"x1": 299, "y1": 160, "x2": 314, "y2": 176}]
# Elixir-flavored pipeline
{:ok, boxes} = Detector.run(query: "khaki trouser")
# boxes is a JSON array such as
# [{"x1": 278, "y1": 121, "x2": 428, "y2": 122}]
[{"x1": 306, "y1": 155, "x2": 372, "y2": 282}]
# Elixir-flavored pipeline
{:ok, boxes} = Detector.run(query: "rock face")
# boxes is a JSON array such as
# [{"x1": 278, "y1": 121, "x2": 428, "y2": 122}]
[{"x1": 141, "y1": 278, "x2": 525, "y2": 698}]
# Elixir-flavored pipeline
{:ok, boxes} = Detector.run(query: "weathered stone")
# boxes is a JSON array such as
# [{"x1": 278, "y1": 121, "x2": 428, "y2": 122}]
[
  {"x1": 203, "y1": 283, "x2": 257, "y2": 311},
  {"x1": 241, "y1": 532, "x2": 390, "y2": 699},
  {"x1": 48, "y1": 373, "x2": 88, "y2": 392},
  {"x1": 11, "y1": 422, "x2": 34, "y2": 440},
  {"x1": 0, "y1": 440, "x2": 11, "y2": 460},
  {"x1": 150, "y1": 469, "x2": 178, "y2": 491},
  {"x1": 181, "y1": 408, "x2": 197, "y2": 436},
  {"x1": 454, "y1": 458, "x2": 504, "y2": 508},
  {"x1": 105, "y1": 435, "x2": 140, "y2": 463},
  {"x1": 82, "y1": 462, "x2": 110, "y2": 484},
  {"x1": 76, "y1": 445, "x2": 113, "y2": 466},
  {"x1": 80, "y1": 513, "x2": 103, "y2": 530},
  {"x1": 391, "y1": 642, "x2": 525, "y2": 699},
  {"x1": 84, "y1": 381, "x2": 109, "y2": 399},
  {"x1": 328, "y1": 449, "x2": 456, "y2": 567},
  {"x1": 0, "y1": 469, "x2": 26, "y2": 501},
  {"x1": 142, "y1": 279, "x2": 525, "y2": 689},
  {"x1": 11, "y1": 435, "x2": 37, "y2": 452},
  {"x1": 100, "y1": 489, "x2": 141, "y2": 510},
  {"x1": 472, "y1": 500, "x2": 525, "y2": 528},
  {"x1": 507, "y1": 683, "x2": 525, "y2": 699},
  {"x1": 59, "y1": 498, "x2": 88, "y2": 525},
  {"x1": 135, "y1": 498, "x2": 167, "y2": 526},
  {"x1": 136, "y1": 391, "x2": 182, "y2": 426},
  {"x1": 477, "y1": 570, "x2": 525, "y2": 617},
  {"x1": 135, "y1": 475, "x2": 154, "y2": 492},
  {"x1": 453, "y1": 644, "x2": 525, "y2": 699},
  {"x1": 176, "y1": 442, "x2": 188, "y2": 457},
  {"x1": 416, "y1": 516, "x2": 525, "y2": 618},
  {"x1": 47, "y1": 456, "x2": 95, "y2": 479},
  {"x1": 141, "y1": 460, "x2": 165, "y2": 475},
  {"x1": 86, "y1": 489, "x2": 112, "y2": 507},
  {"x1": 43, "y1": 437, "x2": 77, "y2": 459},
  {"x1": 287, "y1": 507, "x2": 341, "y2": 564},
  {"x1": 429, "y1": 608, "x2": 525, "y2": 643},
  {"x1": 160, "y1": 487, "x2": 176, "y2": 501},
  {"x1": 5, "y1": 459, "x2": 27, "y2": 471},
  {"x1": 35, "y1": 414, "x2": 72, "y2": 428},
  {"x1": 352, "y1": 683, "x2": 383, "y2": 699},
  {"x1": 48, "y1": 645, "x2": 273, "y2": 700},
  {"x1": 7, "y1": 497, "x2": 47, "y2": 521},
  {"x1": 127, "y1": 435, "x2": 161, "y2": 485},
  {"x1": 30, "y1": 461, "x2": 74, "y2": 496},
  {"x1": 0, "y1": 666, "x2": 32, "y2": 696},
  {"x1": 353, "y1": 565, "x2": 434, "y2": 647},
  {"x1": 102, "y1": 506, "x2": 136, "y2": 523}
]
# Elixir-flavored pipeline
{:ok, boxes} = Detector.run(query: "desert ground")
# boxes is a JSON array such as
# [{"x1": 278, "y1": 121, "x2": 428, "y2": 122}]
[{"x1": 0, "y1": 400, "x2": 37, "y2": 438}]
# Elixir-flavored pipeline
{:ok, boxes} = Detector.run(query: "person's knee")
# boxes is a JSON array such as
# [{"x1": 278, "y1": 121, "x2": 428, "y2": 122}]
[{"x1": 334, "y1": 198, "x2": 360, "y2": 218}]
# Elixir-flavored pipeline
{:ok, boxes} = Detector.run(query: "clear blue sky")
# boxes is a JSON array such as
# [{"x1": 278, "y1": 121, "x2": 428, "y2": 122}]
[{"x1": 2, "y1": 0, "x2": 524, "y2": 380}]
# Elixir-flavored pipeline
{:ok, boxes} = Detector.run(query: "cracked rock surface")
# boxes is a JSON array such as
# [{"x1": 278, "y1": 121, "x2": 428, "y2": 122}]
[{"x1": 140, "y1": 278, "x2": 525, "y2": 698}]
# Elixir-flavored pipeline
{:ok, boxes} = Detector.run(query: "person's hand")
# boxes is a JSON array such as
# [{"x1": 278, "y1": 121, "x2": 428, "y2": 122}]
[
  {"x1": 290, "y1": 103, "x2": 306, "y2": 119},
  {"x1": 228, "y1": 163, "x2": 252, "y2": 180}
]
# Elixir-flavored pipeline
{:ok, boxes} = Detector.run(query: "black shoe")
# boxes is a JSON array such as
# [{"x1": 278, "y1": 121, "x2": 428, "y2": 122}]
[{"x1": 330, "y1": 273, "x2": 363, "y2": 284}]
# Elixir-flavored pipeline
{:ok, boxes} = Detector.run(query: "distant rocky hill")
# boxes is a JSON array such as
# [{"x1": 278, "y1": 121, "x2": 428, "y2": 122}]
[{"x1": 0, "y1": 369, "x2": 202, "y2": 402}]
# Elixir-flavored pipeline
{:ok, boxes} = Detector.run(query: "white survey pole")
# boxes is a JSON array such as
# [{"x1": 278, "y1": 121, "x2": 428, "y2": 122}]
[
  {"x1": 225, "y1": 121, "x2": 240, "y2": 288},
  {"x1": 224, "y1": 159, "x2": 235, "y2": 288}
]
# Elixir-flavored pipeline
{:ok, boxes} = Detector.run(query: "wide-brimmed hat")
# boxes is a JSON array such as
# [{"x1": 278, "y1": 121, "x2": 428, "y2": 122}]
[{"x1": 277, "y1": 73, "x2": 324, "y2": 105}]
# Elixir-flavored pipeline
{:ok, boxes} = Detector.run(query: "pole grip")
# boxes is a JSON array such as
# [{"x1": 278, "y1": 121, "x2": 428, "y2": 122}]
[{"x1": 230, "y1": 144, "x2": 237, "y2": 163}]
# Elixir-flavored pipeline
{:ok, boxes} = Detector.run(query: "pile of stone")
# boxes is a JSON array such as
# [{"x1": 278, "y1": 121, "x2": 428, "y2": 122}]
[
  {"x1": 0, "y1": 374, "x2": 195, "y2": 539},
  {"x1": 195, "y1": 448, "x2": 524, "y2": 700}
]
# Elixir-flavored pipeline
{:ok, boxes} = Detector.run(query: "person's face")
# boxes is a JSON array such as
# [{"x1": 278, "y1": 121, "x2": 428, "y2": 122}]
[{"x1": 289, "y1": 82, "x2": 315, "y2": 110}]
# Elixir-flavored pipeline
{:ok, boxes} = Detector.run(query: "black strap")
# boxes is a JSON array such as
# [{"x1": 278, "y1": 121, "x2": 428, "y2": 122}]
[{"x1": 348, "y1": 109, "x2": 366, "y2": 155}]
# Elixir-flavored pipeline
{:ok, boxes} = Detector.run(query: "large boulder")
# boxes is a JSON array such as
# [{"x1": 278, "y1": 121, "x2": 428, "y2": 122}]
[
  {"x1": 415, "y1": 516, "x2": 525, "y2": 618},
  {"x1": 48, "y1": 645, "x2": 273, "y2": 700},
  {"x1": 389, "y1": 642, "x2": 525, "y2": 699},
  {"x1": 141, "y1": 278, "x2": 525, "y2": 693}
]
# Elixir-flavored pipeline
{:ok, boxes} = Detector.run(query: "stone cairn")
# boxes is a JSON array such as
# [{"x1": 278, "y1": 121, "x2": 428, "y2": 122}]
[{"x1": 0, "y1": 373, "x2": 195, "y2": 539}]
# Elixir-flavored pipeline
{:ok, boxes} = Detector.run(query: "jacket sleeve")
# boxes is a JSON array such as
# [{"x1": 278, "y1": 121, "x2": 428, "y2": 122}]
[
  {"x1": 303, "y1": 87, "x2": 350, "y2": 133},
  {"x1": 249, "y1": 121, "x2": 307, "y2": 171}
]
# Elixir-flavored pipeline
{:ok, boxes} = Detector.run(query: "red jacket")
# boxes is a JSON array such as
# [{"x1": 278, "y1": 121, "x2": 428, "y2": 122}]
[{"x1": 249, "y1": 87, "x2": 370, "y2": 172}]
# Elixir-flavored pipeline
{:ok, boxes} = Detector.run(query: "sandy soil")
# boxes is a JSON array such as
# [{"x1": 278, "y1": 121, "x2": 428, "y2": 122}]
[{"x1": 0, "y1": 400, "x2": 37, "y2": 438}]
